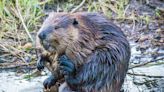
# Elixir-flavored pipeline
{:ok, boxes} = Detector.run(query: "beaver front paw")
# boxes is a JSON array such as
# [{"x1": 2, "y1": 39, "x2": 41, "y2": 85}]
[
  {"x1": 43, "y1": 75, "x2": 57, "y2": 89},
  {"x1": 37, "y1": 57, "x2": 45, "y2": 71},
  {"x1": 58, "y1": 55, "x2": 76, "y2": 76}
]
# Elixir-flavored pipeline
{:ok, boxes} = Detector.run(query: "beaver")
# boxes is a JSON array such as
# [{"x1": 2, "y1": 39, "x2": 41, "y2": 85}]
[{"x1": 37, "y1": 12, "x2": 131, "y2": 92}]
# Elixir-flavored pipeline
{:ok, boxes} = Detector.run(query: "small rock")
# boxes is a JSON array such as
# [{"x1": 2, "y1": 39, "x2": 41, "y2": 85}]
[
  {"x1": 154, "y1": 35, "x2": 161, "y2": 40},
  {"x1": 159, "y1": 39, "x2": 164, "y2": 43},
  {"x1": 138, "y1": 35, "x2": 150, "y2": 42},
  {"x1": 138, "y1": 44, "x2": 149, "y2": 53},
  {"x1": 156, "y1": 28, "x2": 163, "y2": 33},
  {"x1": 24, "y1": 56, "x2": 31, "y2": 63},
  {"x1": 148, "y1": 22, "x2": 158, "y2": 30},
  {"x1": 22, "y1": 43, "x2": 33, "y2": 49}
]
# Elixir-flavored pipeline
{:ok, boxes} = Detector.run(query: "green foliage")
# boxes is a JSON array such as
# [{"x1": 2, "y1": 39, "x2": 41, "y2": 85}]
[
  {"x1": 86, "y1": 0, "x2": 129, "y2": 18},
  {"x1": 0, "y1": 0, "x2": 45, "y2": 38},
  {"x1": 0, "y1": 0, "x2": 150, "y2": 36},
  {"x1": 23, "y1": 74, "x2": 33, "y2": 80},
  {"x1": 111, "y1": 0, "x2": 129, "y2": 18},
  {"x1": 139, "y1": 15, "x2": 151, "y2": 25},
  {"x1": 0, "y1": 0, "x2": 48, "y2": 63},
  {"x1": 155, "y1": 9, "x2": 162, "y2": 18}
]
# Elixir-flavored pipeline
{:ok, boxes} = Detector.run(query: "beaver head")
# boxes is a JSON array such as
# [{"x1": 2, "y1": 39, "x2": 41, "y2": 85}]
[{"x1": 37, "y1": 12, "x2": 80, "y2": 55}]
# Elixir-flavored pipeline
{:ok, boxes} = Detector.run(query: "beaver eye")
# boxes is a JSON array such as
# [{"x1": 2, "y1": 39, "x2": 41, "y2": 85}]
[
  {"x1": 54, "y1": 26, "x2": 60, "y2": 30},
  {"x1": 73, "y1": 18, "x2": 78, "y2": 25}
]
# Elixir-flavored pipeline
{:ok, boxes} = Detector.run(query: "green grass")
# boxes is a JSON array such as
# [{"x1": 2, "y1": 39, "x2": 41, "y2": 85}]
[
  {"x1": 0, "y1": 0, "x2": 47, "y2": 63},
  {"x1": 0, "y1": 0, "x2": 45, "y2": 40},
  {"x1": 0, "y1": 0, "x2": 151, "y2": 38}
]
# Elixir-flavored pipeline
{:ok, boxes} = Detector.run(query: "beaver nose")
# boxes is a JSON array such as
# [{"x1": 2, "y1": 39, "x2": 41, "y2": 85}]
[
  {"x1": 38, "y1": 26, "x2": 53, "y2": 40},
  {"x1": 38, "y1": 31, "x2": 46, "y2": 40}
]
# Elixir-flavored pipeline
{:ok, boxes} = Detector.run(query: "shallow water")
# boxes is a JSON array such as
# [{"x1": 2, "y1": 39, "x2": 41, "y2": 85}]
[
  {"x1": 122, "y1": 42, "x2": 164, "y2": 92},
  {"x1": 0, "y1": 71, "x2": 47, "y2": 92},
  {"x1": 124, "y1": 64, "x2": 164, "y2": 92}
]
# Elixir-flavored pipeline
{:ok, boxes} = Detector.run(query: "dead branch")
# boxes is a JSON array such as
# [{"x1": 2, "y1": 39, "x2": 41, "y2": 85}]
[
  {"x1": 129, "y1": 57, "x2": 164, "y2": 69},
  {"x1": 16, "y1": 0, "x2": 34, "y2": 43},
  {"x1": 71, "y1": 0, "x2": 86, "y2": 13},
  {"x1": 0, "y1": 62, "x2": 36, "y2": 69},
  {"x1": 127, "y1": 72, "x2": 164, "y2": 78}
]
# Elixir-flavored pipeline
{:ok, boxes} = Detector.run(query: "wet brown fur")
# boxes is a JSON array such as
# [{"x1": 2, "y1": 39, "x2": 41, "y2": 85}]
[
  {"x1": 36, "y1": 34, "x2": 61, "y2": 92},
  {"x1": 37, "y1": 12, "x2": 131, "y2": 92}
]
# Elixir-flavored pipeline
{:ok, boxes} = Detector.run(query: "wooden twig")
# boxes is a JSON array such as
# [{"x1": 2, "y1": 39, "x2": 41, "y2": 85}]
[
  {"x1": 98, "y1": 0, "x2": 108, "y2": 15},
  {"x1": 123, "y1": 4, "x2": 129, "y2": 17},
  {"x1": 71, "y1": 0, "x2": 86, "y2": 13},
  {"x1": 127, "y1": 72, "x2": 164, "y2": 78},
  {"x1": 56, "y1": 0, "x2": 60, "y2": 12},
  {"x1": 129, "y1": 57, "x2": 164, "y2": 69},
  {"x1": 38, "y1": 0, "x2": 50, "y2": 5},
  {"x1": 0, "y1": 62, "x2": 36, "y2": 69},
  {"x1": 16, "y1": 0, "x2": 34, "y2": 43}
]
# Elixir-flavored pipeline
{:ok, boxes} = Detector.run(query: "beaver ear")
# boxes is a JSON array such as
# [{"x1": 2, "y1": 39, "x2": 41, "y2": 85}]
[{"x1": 72, "y1": 18, "x2": 78, "y2": 25}]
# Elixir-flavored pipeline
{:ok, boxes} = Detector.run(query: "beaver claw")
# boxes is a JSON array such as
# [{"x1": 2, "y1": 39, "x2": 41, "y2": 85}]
[
  {"x1": 58, "y1": 55, "x2": 76, "y2": 76},
  {"x1": 43, "y1": 75, "x2": 56, "y2": 89},
  {"x1": 37, "y1": 57, "x2": 45, "y2": 71}
]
